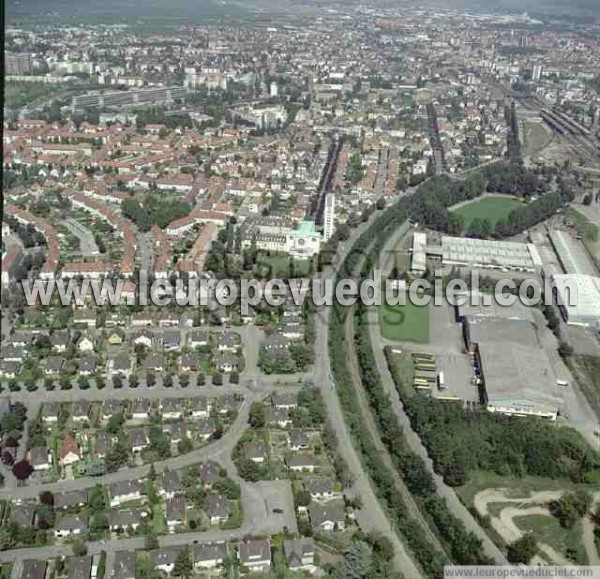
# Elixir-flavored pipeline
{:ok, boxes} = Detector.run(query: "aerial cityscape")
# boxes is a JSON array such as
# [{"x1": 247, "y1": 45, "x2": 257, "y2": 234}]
[{"x1": 1, "y1": 0, "x2": 600, "y2": 577}]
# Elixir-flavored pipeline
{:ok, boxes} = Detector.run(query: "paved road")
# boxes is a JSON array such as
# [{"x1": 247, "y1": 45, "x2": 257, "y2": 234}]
[
  {"x1": 366, "y1": 232, "x2": 508, "y2": 565},
  {"x1": 0, "y1": 396, "x2": 254, "y2": 501},
  {"x1": 61, "y1": 219, "x2": 100, "y2": 256},
  {"x1": 313, "y1": 201, "x2": 423, "y2": 578}
]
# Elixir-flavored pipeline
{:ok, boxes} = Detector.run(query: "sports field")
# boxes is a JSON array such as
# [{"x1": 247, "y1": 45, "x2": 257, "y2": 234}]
[
  {"x1": 379, "y1": 300, "x2": 430, "y2": 343},
  {"x1": 452, "y1": 196, "x2": 523, "y2": 229}
]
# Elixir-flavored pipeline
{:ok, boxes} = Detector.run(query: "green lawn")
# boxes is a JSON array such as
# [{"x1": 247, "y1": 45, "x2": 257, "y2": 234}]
[
  {"x1": 517, "y1": 515, "x2": 588, "y2": 565},
  {"x1": 452, "y1": 196, "x2": 524, "y2": 229},
  {"x1": 379, "y1": 300, "x2": 429, "y2": 343}
]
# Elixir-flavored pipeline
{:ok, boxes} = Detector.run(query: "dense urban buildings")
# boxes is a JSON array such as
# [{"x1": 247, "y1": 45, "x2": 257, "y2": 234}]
[{"x1": 1, "y1": 0, "x2": 600, "y2": 576}]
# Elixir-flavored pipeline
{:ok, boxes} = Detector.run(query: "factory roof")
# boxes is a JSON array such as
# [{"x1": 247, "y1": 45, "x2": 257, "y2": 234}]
[
  {"x1": 478, "y1": 342, "x2": 562, "y2": 414},
  {"x1": 549, "y1": 229, "x2": 597, "y2": 276},
  {"x1": 441, "y1": 236, "x2": 540, "y2": 271}
]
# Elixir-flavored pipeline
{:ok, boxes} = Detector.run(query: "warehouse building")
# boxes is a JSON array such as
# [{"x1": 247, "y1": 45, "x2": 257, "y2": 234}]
[
  {"x1": 548, "y1": 229, "x2": 597, "y2": 276},
  {"x1": 476, "y1": 342, "x2": 562, "y2": 420},
  {"x1": 411, "y1": 231, "x2": 427, "y2": 273},
  {"x1": 441, "y1": 236, "x2": 543, "y2": 272},
  {"x1": 463, "y1": 316, "x2": 539, "y2": 353},
  {"x1": 552, "y1": 273, "x2": 600, "y2": 329}
]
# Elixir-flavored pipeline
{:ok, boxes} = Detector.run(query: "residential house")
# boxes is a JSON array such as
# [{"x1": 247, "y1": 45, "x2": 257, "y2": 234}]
[
  {"x1": 109, "y1": 508, "x2": 147, "y2": 532},
  {"x1": 77, "y1": 335, "x2": 95, "y2": 353},
  {"x1": 131, "y1": 398, "x2": 151, "y2": 420},
  {"x1": 72, "y1": 401, "x2": 92, "y2": 422},
  {"x1": 188, "y1": 330, "x2": 209, "y2": 348},
  {"x1": 207, "y1": 493, "x2": 228, "y2": 525},
  {"x1": 179, "y1": 353, "x2": 198, "y2": 373},
  {"x1": 263, "y1": 333, "x2": 289, "y2": 354},
  {"x1": 193, "y1": 542, "x2": 228, "y2": 570},
  {"x1": 133, "y1": 329, "x2": 153, "y2": 348},
  {"x1": 29, "y1": 447, "x2": 52, "y2": 471},
  {"x1": 54, "y1": 514, "x2": 89, "y2": 538},
  {"x1": 59, "y1": 435, "x2": 81, "y2": 466},
  {"x1": 238, "y1": 539, "x2": 271, "y2": 574},
  {"x1": 243, "y1": 441, "x2": 266, "y2": 463},
  {"x1": 288, "y1": 431, "x2": 310, "y2": 451},
  {"x1": 78, "y1": 356, "x2": 96, "y2": 377},
  {"x1": 128, "y1": 428, "x2": 149, "y2": 453},
  {"x1": 162, "y1": 331, "x2": 181, "y2": 351},
  {"x1": 131, "y1": 313, "x2": 154, "y2": 328},
  {"x1": 214, "y1": 354, "x2": 240, "y2": 374},
  {"x1": 216, "y1": 331, "x2": 241, "y2": 353},
  {"x1": 9, "y1": 503, "x2": 36, "y2": 527},
  {"x1": 42, "y1": 402, "x2": 60, "y2": 423},
  {"x1": 50, "y1": 330, "x2": 70, "y2": 352},
  {"x1": 94, "y1": 433, "x2": 115, "y2": 458},
  {"x1": 196, "y1": 418, "x2": 214, "y2": 441},
  {"x1": 111, "y1": 551, "x2": 135, "y2": 579},
  {"x1": 306, "y1": 478, "x2": 335, "y2": 502},
  {"x1": 198, "y1": 461, "x2": 221, "y2": 487},
  {"x1": 166, "y1": 496, "x2": 186, "y2": 531},
  {"x1": 73, "y1": 309, "x2": 96, "y2": 328},
  {"x1": 285, "y1": 454, "x2": 317, "y2": 473},
  {"x1": 43, "y1": 356, "x2": 64, "y2": 376},
  {"x1": 109, "y1": 480, "x2": 143, "y2": 507},
  {"x1": 283, "y1": 538, "x2": 315, "y2": 572},
  {"x1": 162, "y1": 421, "x2": 187, "y2": 444},
  {"x1": 0, "y1": 361, "x2": 20, "y2": 379},
  {"x1": 158, "y1": 470, "x2": 182, "y2": 500},
  {"x1": 152, "y1": 547, "x2": 182, "y2": 575},
  {"x1": 67, "y1": 556, "x2": 92, "y2": 579},
  {"x1": 110, "y1": 354, "x2": 133, "y2": 378},
  {"x1": 309, "y1": 500, "x2": 346, "y2": 532},
  {"x1": 271, "y1": 392, "x2": 298, "y2": 410},
  {"x1": 103, "y1": 399, "x2": 122, "y2": 420},
  {"x1": 268, "y1": 408, "x2": 292, "y2": 428},
  {"x1": 54, "y1": 490, "x2": 88, "y2": 510},
  {"x1": 189, "y1": 397, "x2": 210, "y2": 418},
  {"x1": 19, "y1": 560, "x2": 47, "y2": 579},
  {"x1": 158, "y1": 313, "x2": 180, "y2": 328},
  {"x1": 162, "y1": 398, "x2": 182, "y2": 420},
  {"x1": 106, "y1": 328, "x2": 125, "y2": 345},
  {"x1": 145, "y1": 354, "x2": 166, "y2": 374}
]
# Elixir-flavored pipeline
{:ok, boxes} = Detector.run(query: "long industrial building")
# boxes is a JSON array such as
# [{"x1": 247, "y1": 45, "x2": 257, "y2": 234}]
[
  {"x1": 72, "y1": 86, "x2": 189, "y2": 110},
  {"x1": 547, "y1": 229, "x2": 600, "y2": 329}
]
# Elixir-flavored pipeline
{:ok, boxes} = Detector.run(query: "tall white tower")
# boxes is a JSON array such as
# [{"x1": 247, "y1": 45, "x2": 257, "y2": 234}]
[
  {"x1": 270, "y1": 82, "x2": 278, "y2": 97},
  {"x1": 323, "y1": 193, "x2": 336, "y2": 241}
]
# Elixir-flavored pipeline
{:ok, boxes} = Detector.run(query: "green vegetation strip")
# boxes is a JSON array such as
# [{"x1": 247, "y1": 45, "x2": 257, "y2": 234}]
[{"x1": 327, "y1": 177, "x2": 501, "y2": 577}]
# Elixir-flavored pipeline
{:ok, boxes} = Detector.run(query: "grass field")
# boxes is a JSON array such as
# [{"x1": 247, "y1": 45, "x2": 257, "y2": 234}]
[
  {"x1": 452, "y1": 196, "x2": 524, "y2": 229},
  {"x1": 518, "y1": 515, "x2": 588, "y2": 565},
  {"x1": 379, "y1": 300, "x2": 430, "y2": 343}
]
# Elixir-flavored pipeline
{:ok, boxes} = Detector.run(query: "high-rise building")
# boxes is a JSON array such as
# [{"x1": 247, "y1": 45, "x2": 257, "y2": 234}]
[
  {"x1": 532, "y1": 64, "x2": 542, "y2": 82},
  {"x1": 270, "y1": 82, "x2": 278, "y2": 97},
  {"x1": 323, "y1": 194, "x2": 336, "y2": 241},
  {"x1": 5, "y1": 52, "x2": 33, "y2": 76}
]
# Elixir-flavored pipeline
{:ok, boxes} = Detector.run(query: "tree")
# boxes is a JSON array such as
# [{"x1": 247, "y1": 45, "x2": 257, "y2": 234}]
[
  {"x1": 112, "y1": 376, "x2": 123, "y2": 389},
  {"x1": 72, "y1": 538, "x2": 88, "y2": 556},
  {"x1": 106, "y1": 412, "x2": 124, "y2": 435},
  {"x1": 551, "y1": 490, "x2": 593, "y2": 528},
  {"x1": 179, "y1": 374, "x2": 190, "y2": 388},
  {"x1": 177, "y1": 437, "x2": 193, "y2": 455},
  {"x1": 172, "y1": 547, "x2": 192, "y2": 578},
  {"x1": 212, "y1": 372, "x2": 223, "y2": 386},
  {"x1": 248, "y1": 402, "x2": 266, "y2": 428},
  {"x1": 237, "y1": 458, "x2": 261, "y2": 482},
  {"x1": 105, "y1": 441, "x2": 129, "y2": 473},
  {"x1": 507, "y1": 533, "x2": 538, "y2": 564},
  {"x1": 12, "y1": 460, "x2": 33, "y2": 480}
]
